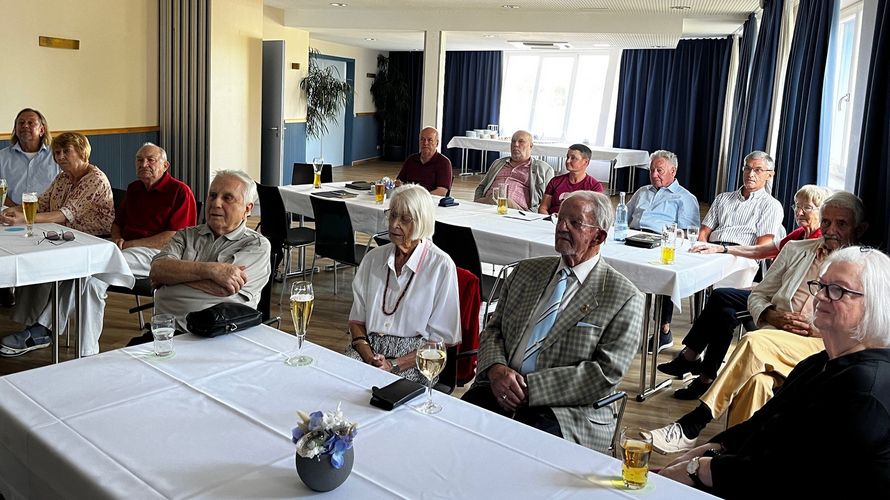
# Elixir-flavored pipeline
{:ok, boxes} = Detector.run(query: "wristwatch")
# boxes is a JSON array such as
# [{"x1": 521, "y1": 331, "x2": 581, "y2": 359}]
[
  {"x1": 721, "y1": 243, "x2": 728, "y2": 254},
  {"x1": 389, "y1": 359, "x2": 401, "y2": 374},
  {"x1": 687, "y1": 457, "x2": 706, "y2": 488}
]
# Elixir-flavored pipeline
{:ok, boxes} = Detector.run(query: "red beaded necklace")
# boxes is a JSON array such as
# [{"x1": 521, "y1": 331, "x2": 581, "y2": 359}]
[{"x1": 382, "y1": 267, "x2": 415, "y2": 316}]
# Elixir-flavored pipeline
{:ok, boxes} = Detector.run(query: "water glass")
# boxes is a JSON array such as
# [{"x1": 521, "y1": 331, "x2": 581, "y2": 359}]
[
  {"x1": 686, "y1": 226, "x2": 700, "y2": 249},
  {"x1": 151, "y1": 314, "x2": 176, "y2": 358}
]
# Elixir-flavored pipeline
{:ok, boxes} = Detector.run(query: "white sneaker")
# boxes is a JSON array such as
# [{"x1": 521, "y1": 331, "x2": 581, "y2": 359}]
[{"x1": 650, "y1": 422, "x2": 697, "y2": 454}]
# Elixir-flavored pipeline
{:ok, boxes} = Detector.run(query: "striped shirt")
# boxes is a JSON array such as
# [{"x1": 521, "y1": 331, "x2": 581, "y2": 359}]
[{"x1": 702, "y1": 187, "x2": 784, "y2": 246}]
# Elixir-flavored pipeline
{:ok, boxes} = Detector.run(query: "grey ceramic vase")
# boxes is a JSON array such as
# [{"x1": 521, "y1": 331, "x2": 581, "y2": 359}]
[{"x1": 295, "y1": 448, "x2": 354, "y2": 492}]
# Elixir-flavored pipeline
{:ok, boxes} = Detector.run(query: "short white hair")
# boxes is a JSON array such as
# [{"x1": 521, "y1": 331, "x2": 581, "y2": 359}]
[
  {"x1": 650, "y1": 150, "x2": 678, "y2": 170},
  {"x1": 820, "y1": 246, "x2": 890, "y2": 348},
  {"x1": 211, "y1": 169, "x2": 257, "y2": 204},
  {"x1": 389, "y1": 184, "x2": 435, "y2": 240},
  {"x1": 821, "y1": 191, "x2": 865, "y2": 229},
  {"x1": 563, "y1": 190, "x2": 614, "y2": 230}
]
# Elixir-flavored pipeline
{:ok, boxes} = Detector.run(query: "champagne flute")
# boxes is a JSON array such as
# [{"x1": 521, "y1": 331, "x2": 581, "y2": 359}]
[
  {"x1": 312, "y1": 157, "x2": 324, "y2": 189},
  {"x1": 286, "y1": 281, "x2": 314, "y2": 366},
  {"x1": 21, "y1": 192, "x2": 38, "y2": 238},
  {"x1": 415, "y1": 335, "x2": 446, "y2": 414},
  {"x1": 0, "y1": 178, "x2": 7, "y2": 208}
]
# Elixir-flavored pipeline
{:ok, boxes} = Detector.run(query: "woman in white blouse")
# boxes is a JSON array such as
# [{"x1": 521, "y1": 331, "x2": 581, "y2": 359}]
[{"x1": 345, "y1": 184, "x2": 460, "y2": 382}]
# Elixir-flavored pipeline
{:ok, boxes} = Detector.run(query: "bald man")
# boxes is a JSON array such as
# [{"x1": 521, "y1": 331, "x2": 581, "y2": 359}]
[{"x1": 395, "y1": 127, "x2": 452, "y2": 196}]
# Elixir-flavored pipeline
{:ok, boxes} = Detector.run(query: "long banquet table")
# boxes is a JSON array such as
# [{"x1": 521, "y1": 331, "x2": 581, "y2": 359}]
[
  {"x1": 0, "y1": 325, "x2": 714, "y2": 499},
  {"x1": 0, "y1": 223, "x2": 135, "y2": 362}
]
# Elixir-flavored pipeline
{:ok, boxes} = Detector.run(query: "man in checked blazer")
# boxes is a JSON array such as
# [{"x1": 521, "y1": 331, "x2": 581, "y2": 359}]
[{"x1": 463, "y1": 191, "x2": 643, "y2": 453}]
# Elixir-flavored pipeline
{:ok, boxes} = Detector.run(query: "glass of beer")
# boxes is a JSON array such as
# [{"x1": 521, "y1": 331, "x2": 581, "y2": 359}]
[
  {"x1": 0, "y1": 178, "x2": 7, "y2": 208},
  {"x1": 286, "y1": 281, "x2": 314, "y2": 366},
  {"x1": 21, "y1": 192, "x2": 38, "y2": 238},
  {"x1": 661, "y1": 223, "x2": 677, "y2": 264},
  {"x1": 312, "y1": 157, "x2": 324, "y2": 189},
  {"x1": 496, "y1": 184, "x2": 509, "y2": 215},
  {"x1": 415, "y1": 334, "x2": 446, "y2": 414},
  {"x1": 374, "y1": 181, "x2": 386, "y2": 204},
  {"x1": 619, "y1": 427, "x2": 653, "y2": 489}
]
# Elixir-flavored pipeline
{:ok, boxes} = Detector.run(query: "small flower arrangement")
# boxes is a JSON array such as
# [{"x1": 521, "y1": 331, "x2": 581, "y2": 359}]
[
  {"x1": 380, "y1": 176, "x2": 396, "y2": 191},
  {"x1": 291, "y1": 404, "x2": 358, "y2": 469}
]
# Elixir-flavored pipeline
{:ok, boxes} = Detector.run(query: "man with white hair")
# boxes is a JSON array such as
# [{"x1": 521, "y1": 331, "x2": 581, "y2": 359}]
[
  {"x1": 463, "y1": 191, "x2": 643, "y2": 453},
  {"x1": 150, "y1": 170, "x2": 271, "y2": 331}
]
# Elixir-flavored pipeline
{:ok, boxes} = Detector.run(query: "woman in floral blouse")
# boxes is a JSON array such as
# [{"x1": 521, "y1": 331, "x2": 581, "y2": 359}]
[{"x1": 0, "y1": 131, "x2": 113, "y2": 235}]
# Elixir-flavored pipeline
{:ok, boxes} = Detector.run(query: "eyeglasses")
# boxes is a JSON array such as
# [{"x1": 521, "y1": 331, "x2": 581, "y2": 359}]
[
  {"x1": 384, "y1": 210, "x2": 414, "y2": 225},
  {"x1": 553, "y1": 213, "x2": 599, "y2": 231},
  {"x1": 39, "y1": 230, "x2": 75, "y2": 245},
  {"x1": 807, "y1": 279, "x2": 864, "y2": 301},
  {"x1": 792, "y1": 204, "x2": 817, "y2": 213},
  {"x1": 742, "y1": 167, "x2": 774, "y2": 175}
]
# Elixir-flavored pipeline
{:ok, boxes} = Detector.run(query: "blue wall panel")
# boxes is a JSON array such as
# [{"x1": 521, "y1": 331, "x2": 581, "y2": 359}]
[
  {"x1": 352, "y1": 114, "x2": 380, "y2": 162},
  {"x1": 283, "y1": 122, "x2": 307, "y2": 185}
]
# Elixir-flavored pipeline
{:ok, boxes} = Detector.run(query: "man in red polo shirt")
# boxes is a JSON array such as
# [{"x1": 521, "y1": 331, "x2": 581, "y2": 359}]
[{"x1": 395, "y1": 127, "x2": 452, "y2": 196}]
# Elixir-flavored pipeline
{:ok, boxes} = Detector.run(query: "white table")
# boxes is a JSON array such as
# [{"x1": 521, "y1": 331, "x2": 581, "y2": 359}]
[
  {"x1": 0, "y1": 223, "x2": 134, "y2": 362},
  {"x1": 0, "y1": 325, "x2": 714, "y2": 499},
  {"x1": 445, "y1": 137, "x2": 650, "y2": 193}
]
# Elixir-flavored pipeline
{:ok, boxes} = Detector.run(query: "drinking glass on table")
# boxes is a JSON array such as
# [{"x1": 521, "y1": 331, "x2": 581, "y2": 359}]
[
  {"x1": 619, "y1": 427, "x2": 653, "y2": 489},
  {"x1": 21, "y1": 192, "x2": 38, "y2": 238},
  {"x1": 660, "y1": 223, "x2": 678, "y2": 264},
  {"x1": 686, "y1": 226, "x2": 700, "y2": 249},
  {"x1": 286, "y1": 281, "x2": 314, "y2": 366},
  {"x1": 151, "y1": 314, "x2": 176, "y2": 358},
  {"x1": 496, "y1": 184, "x2": 509, "y2": 215},
  {"x1": 0, "y1": 178, "x2": 7, "y2": 208},
  {"x1": 415, "y1": 335, "x2": 446, "y2": 414},
  {"x1": 374, "y1": 180, "x2": 386, "y2": 204},
  {"x1": 312, "y1": 157, "x2": 324, "y2": 189}
]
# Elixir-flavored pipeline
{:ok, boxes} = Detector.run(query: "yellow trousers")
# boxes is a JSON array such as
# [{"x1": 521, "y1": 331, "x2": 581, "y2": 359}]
[{"x1": 699, "y1": 329, "x2": 824, "y2": 426}]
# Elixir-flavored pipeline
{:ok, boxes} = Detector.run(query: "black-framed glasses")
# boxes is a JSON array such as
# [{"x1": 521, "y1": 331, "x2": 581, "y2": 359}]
[
  {"x1": 807, "y1": 279, "x2": 864, "y2": 301},
  {"x1": 742, "y1": 167, "x2": 774, "y2": 175},
  {"x1": 39, "y1": 230, "x2": 75, "y2": 245},
  {"x1": 383, "y1": 209, "x2": 414, "y2": 225}
]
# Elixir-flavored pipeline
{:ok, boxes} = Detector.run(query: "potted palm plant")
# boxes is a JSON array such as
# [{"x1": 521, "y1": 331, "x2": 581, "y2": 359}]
[
  {"x1": 370, "y1": 54, "x2": 410, "y2": 161},
  {"x1": 300, "y1": 49, "x2": 352, "y2": 139}
]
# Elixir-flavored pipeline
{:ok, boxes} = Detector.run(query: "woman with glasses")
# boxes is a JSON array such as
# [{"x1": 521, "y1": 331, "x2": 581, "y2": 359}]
[
  {"x1": 344, "y1": 185, "x2": 460, "y2": 382},
  {"x1": 659, "y1": 247, "x2": 890, "y2": 496}
]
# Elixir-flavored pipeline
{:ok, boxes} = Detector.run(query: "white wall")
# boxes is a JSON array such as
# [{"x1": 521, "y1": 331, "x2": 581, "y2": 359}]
[
  {"x1": 307, "y1": 38, "x2": 384, "y2": 114},
  {"x1": 0, "y1": 0, "x2": 157, "y2": 131},
  {"x1": 210, "y1": 0, "x2": 263, "y2": 180}
]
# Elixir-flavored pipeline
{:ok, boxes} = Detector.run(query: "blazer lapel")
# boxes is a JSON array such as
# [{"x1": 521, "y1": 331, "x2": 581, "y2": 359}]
[
  {"x1": 539, "y1": 260, "x2": 607, "y2": 352},
  {"x1": 506, "y1": 258, "x2": 560, "y2": 361}
]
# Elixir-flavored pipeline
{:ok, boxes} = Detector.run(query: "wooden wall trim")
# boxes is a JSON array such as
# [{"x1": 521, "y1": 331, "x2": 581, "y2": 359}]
[
  {"x1": 284, "y1": 118, "x2": 307, "y2": 124},
  {"x1": 356, "y1": 112, "x2": 375, "y2": 117},
  {"x1": 0, "y1": 125, "x2": 160, "y2": 142}
]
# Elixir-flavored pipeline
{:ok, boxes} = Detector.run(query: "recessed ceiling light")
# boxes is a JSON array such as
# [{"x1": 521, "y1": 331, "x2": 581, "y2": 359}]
[
  {"x1": 670, "y1": 5, "x2": 691, "y2": 10},
  {"x1": 330, "y1": 2, "x2": 347, "y2": 7},
  {"x1": 502, "y1": 5, "x2": 520, "y2": 9},
  {"x1": 365, "y1": 37, "x2": 376, "y2": 41},
  {"x1": 652, "y1": 45, "x2": 667, "y2": 48},
  {"x1": 482, "y1": 34, "x2": 496, "y2": 38}
]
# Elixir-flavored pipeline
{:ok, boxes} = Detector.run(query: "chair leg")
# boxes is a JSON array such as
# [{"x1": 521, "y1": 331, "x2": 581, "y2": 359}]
[
  {"x1": 333, "y1": 262, "x2": 338, "y2": 294},
  {"x1": 308, "y1": 254, "x2": 318, "y2": 287},
  {"x1": 135, "y1": 296, "x2": 145, "y2": 330},
  {"x1": 278, "y1": 246, "x2": 292, "y2": 305}
]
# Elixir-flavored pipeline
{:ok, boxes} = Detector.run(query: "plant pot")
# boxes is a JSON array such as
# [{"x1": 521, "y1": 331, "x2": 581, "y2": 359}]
[{"x1": 295, "y1": 448, "x2": 354, "y2": 492}]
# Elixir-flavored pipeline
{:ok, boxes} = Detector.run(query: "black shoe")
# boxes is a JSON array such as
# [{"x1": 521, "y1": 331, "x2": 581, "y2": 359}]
[
  {"x1": 657, "y1": 354, "x2": 703, "y2": 377},
  {"x1": 647, "y1": 330, "x2": 674, "y2": 354},
  {"x1": 674, "y1": 377, "x2": 712, "y2": 400},
  {"x1": 0, "y1": 288, "x2": 14, "y2": 308}
]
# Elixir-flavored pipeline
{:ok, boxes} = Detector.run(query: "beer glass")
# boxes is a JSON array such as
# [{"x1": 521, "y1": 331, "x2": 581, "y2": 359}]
[
  {"x1": 312, "y1": 157, "x2": 324, "y2": 189},
  {"x1": 286, "y1": 281, "x2": 314, "y2": 366},
  {"x1": 619, "y1": 427, "x2": 653, "y2": 489},
  {"x1": 415, "y1": 334, "x2": 446, "y2": 414},
  {"x1": 374, "y1": 181, "x2": 386, "y2": 204},
  {"x1": 496, "y1": 184, "x2": 509, "y2": 215},
  {"x1": 21, "y1": 192, "x2": 38, "y2": 238},
  {"x1": 660, "y1": 223, "x2": 678, "y2": 264}
]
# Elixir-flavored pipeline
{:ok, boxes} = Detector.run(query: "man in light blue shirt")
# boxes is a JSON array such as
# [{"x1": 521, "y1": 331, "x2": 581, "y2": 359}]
[
  {"x1": 0, "y1": 108, "x2": 60, "y2": 207},
  {"x1": 626, "y1": 150, "x2": 700, "y2": 353}
]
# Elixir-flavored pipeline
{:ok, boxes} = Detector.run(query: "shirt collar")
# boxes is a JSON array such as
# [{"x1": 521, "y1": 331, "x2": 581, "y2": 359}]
[
  {"x1": 649, "y1": 179, "x2": 682, "y2": 193},
  {"x1": 387, "y1": 239, "x2": 429, "y2": 274},
  {"x1": 199, "y1": 220, "x2": 248, "y2": 240},
  {"x1": 12, "y1": 142, "x2": 48, "y2": 154},
  {"x1": 558, "y1": 253, "x2": 600, "y2": 286},
  {"x1": 736, "y1": 187, "x2": 768, "y2": 201}
]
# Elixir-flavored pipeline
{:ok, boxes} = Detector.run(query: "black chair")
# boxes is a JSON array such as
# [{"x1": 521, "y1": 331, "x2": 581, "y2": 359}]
[
  {"x1": 431, "y1": 221, "x2": 504, "y2": 307},
  {"x1": 255, "y1": 183, "x2": 316, "y2": 304},
  {"x1": 308, "y1": 196, "x2": 370, "y2": 294}
]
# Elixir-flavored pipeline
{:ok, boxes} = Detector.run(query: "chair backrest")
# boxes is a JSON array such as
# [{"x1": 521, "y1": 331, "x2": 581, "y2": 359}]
[
  {"x1": 254, "y1": 183, "x2": 290, "y2": 242},
  {"x1": 432, "y1": 222, "x2": 483, "y2": 282},
  {"x1": 112, "y1": 187, "x2": 127, "y2": 212},
  {"x1": 455, "y1": 267, "x2": 481, "y2": 386},
  {"x1": 291, "y1": 163, "x2": 333, "y2": 185},
  {"x1": 195, "y1": 200, "x2": 204, "y2": 225},
  {"x1": 310, "y1": 195, "x2": 360, "y2": 265}
]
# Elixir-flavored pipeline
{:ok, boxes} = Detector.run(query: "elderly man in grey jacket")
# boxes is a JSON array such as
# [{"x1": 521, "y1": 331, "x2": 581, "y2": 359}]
[{"x1": 473, "y1": 130, "x2": 554, "y2": 212}]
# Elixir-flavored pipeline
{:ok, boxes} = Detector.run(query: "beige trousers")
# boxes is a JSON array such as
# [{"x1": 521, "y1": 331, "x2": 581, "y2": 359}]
[{"x1": 700, "y1": 328, "x2": 824, "y2": 425}]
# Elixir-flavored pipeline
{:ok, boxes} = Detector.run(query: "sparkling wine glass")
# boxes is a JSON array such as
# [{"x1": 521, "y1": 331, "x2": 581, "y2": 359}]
[
  {"x1": 286, "y1": 281, "x2": 314, "y2": 366},
  {"x1": 312, "y1": 157, "x2": 324, "y2": 189},
  {"x1": 415, "y1": 335, "x2": 446, "y2": 414}
]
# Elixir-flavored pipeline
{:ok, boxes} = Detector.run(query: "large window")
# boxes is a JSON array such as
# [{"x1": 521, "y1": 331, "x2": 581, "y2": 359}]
[
  {"x1": 825, "y1": 1, "x2": 863, "y2": 191},
  {"x1": 499, "y1": 51, "x2": 621, "y2": 146}
]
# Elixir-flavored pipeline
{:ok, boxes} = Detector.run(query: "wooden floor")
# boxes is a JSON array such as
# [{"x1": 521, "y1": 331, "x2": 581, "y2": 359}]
[{"x1": 0, "y1": 159, "x2": 726, "y2": 468}]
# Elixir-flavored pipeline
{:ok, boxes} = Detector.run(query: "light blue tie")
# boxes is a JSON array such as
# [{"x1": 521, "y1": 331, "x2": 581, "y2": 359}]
[{"x1": 521, "y1": 268, "x2": 570, "y2": 374}]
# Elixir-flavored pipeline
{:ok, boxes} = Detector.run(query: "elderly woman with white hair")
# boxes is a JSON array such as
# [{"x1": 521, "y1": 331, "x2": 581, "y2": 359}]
[
  {"x1": 659, "y1": 246, "x2": 890, "y2": 497},
  {"x1": 345, "y1": 184, "x2": 460, "y2": 382}
]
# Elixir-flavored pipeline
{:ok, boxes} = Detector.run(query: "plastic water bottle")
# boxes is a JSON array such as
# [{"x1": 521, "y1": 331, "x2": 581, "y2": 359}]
[{"x1": 614, "y1": 191, "x2": 628, "y2": 241}]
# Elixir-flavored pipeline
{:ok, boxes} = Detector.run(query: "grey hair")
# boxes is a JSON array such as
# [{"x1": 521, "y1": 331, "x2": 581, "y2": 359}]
[
  {"x1": 419, "y1": 126, "x2": 439, "y2": 141},
  {"x1": 744, "y1": 151, "x2": 775, "y2": 171},
  {"x1": 212, "y1": 169, "x2": 257, "y2": 204},
  {"x1": 821, "y1": 191, "x2": 866, "y2": 229},
  {"x1": 794, "y1": 184, "x2": 830, "y2": 207},
  {"x1": 820, "y1": 247, "x2": 890, "y2": 347},
  {"x1": 389, "y1": 184, "x2": 435, "y2": 241},
  {"x1": 649, "y1": 150, "x2": 678, "y2": 170},
  {"x1": 564, "y1": 190, "x2": 614, "y2": 230},
  {"x1": 139, "y1": 142, "x2": 168, "y2": 162}
]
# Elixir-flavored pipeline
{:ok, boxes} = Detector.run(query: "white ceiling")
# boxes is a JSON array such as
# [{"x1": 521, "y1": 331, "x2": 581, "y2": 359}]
[{"x1": 266, "y1": 0, "x2": 761, "y2": 51}]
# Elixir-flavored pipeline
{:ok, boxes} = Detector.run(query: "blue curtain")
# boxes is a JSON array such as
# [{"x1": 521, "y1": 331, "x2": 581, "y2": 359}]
[
  {"x1": 612, "y1": 38, "x2": 732, "y2": 201},
  {"x1": 725, "y1": 13, "x2": 758, "y2": 190},
  {"x1": 388, "y1": 52, "x2": 424, "y2": 156},
  {"x1": 442, "y1": 51, "x2": 503, "y2": 171},
  {"x1": 774, "y1": 0, "x2": 837, "y2": 231},
  {"x1": 726, "y1": 0, "x2": 784, "y2": 192},
  {"x1": 854, "y1": 0, "x2": 890, "y2": 249}
]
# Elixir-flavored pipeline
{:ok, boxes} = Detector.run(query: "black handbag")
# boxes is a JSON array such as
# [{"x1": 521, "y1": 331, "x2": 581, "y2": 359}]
[
  {"x1": 186, "y1": 303, "x2": 262, "y2": 338},
  {"x1": 370, "y1": 378, "x2": 426, "y2": 411}
]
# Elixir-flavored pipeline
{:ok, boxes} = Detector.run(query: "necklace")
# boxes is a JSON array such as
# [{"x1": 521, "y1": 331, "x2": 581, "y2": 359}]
[{"x1": 382, "y1": 267, "x2": 416, "y2": 315}]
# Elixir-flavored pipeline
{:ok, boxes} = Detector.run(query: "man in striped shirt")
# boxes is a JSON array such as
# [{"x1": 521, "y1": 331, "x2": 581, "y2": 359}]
[{"x1": 698, "y1": 151, "x2": 784, "y2": 249}]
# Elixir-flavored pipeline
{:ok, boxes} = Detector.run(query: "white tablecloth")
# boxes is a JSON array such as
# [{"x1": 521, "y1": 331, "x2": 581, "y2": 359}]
[
  {"x1": 277, "y1": 184, "x2": 756, "y2": 310},
  {"x1": 0, "y1": 223, "x2": 134, "y2": 288},
  {"x1": 0, "y1": 325, "x2": 713, "y2": 499},
  {"x1": 445, "y1": 137, "x2": 650, "y2": 169}
]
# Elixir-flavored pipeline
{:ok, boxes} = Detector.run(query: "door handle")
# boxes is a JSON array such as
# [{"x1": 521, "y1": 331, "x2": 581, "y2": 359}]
[{"x1": 267, "y1": 127, "x2": 279, "y2": 131}]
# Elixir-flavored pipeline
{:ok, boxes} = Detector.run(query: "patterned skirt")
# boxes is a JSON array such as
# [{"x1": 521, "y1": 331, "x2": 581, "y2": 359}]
[{"x1": 343, "y1": 334, "x2": 426, "y2": 383}]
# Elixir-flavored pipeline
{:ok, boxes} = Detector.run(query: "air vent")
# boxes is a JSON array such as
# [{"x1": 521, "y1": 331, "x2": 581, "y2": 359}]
[{"x1": 507, "y1": 40, "x2": 572, "y2": 50}]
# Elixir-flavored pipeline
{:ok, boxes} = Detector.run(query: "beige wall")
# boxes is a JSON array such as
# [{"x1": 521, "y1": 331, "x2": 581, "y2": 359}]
[
  {"x1": 0, "y1": 0, "x2": 157, "y2": 131},
  {"x1": 210, "y1": 0, "x2": 263, "y2": 180},
  {"x1": 307, "y1": 38, "x2": 383, "y2": 115}
]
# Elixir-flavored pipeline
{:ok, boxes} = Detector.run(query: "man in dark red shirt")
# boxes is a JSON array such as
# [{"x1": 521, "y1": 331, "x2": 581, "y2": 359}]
[{"x1": 395, "y1": 127, "x2": 452, "y2": 196}]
